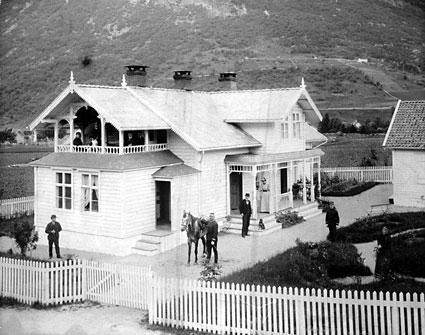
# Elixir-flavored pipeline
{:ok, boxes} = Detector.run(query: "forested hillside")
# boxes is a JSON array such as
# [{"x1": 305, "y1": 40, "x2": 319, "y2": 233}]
[{"x1": 1, "y1": 0, "x2": 424, "y2": 127}]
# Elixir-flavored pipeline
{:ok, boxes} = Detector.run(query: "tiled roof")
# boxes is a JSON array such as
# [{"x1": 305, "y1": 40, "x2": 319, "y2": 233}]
[
  {"x1": 152, "y1": 164, "x2": 200, "y2": 179},
  {"x1": 29, "y1": 151, "x2": 183, "y2": 171},
  {"x1": 225, "y1": 148, "x2": 324, "y2": 165},
  {"x1": 384, "y1": 100, "x2": 425, "y2": 149}
]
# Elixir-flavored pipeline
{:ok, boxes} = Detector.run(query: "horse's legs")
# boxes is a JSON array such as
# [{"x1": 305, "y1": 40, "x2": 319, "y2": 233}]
[
  {"x1": 201, "y1": 236, "x2": 207, "y2": 256},
  {"x1": 194, "y1": 239, "x2": 199, "y2": 264},
  {"x1": 187, "y1": 241, "x2": 191, "y2": 264}
]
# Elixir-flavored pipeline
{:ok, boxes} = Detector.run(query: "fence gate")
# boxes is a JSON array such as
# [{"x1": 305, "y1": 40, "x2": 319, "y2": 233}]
[{"x1": 85, "y1": 260, "x2": 152, "y2": 309}]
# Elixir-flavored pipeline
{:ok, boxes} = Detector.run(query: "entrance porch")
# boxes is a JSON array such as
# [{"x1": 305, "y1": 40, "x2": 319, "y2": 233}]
[{"x1": 225, "y1": 149, "x2": 323, "y2": 220}]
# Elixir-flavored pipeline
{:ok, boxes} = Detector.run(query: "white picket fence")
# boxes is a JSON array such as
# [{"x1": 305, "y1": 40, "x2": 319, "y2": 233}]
[
  {"x1": 0, "y1": 257, "x2": 152, "y2": 309},
  {"x1": 0, "y1": 196, "x2": 34, "y2": 219},
  {"x1": 150, "y1": 277, "x2": 425, "y2": 335},
  {"x1": 2, "y1": 257, "x2": 425, "y2": 334},
  {"x1": 321, "y1": 166, "x2": 393, "y2": 183}
]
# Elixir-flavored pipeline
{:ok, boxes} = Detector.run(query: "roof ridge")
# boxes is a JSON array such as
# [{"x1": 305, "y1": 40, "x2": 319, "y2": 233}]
[{"x1": 77, "y1": 84, "x2": 125, "y2": 89}]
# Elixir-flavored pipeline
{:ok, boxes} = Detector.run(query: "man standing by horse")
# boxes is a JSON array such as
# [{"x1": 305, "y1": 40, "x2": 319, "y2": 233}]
[
  {"x1": 206, "y1": 213, "x2": 218, "y2": 264},
  {"x1": 239, "y1": 193, "x2": 252, "y2": 238}
]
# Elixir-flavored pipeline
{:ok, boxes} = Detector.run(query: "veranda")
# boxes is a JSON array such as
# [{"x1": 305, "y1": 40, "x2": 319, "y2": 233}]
[{"x1": 226, "y1": 150, "x2": 322, "y2": 219}]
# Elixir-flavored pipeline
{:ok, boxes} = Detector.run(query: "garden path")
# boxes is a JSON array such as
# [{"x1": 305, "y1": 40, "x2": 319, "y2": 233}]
[{"x1": 0, "y1": 185, "x2": 393, "y2": 280}]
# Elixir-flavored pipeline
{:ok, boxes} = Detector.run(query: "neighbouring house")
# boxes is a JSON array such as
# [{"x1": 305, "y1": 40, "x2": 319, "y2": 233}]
[
  {"x1": 357, "y1": 58, "x2": 368, "y2": 63},
  {"x1": 383, "y1": 100, "x2": 425, "y2": 208},
  {"x1": 29, "y1": 69, "x2": 326, "y2": 256}
]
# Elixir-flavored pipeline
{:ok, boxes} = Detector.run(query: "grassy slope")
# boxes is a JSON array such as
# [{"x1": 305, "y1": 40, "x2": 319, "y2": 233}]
[{"x1": 0, "y1": 0, "x2": 424, "y2": 128}]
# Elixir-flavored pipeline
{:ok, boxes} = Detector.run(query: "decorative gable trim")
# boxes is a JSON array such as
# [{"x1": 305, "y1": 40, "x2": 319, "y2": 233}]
[{"x1": 383, "y1": 100, "x2": 401, "y2": 147}]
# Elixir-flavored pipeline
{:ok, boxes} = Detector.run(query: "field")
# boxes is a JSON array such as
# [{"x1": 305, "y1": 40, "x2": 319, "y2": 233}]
[
  {"x1": 320, "y1": 133, "x2": 391, "y2": 167},
  {"x1": 0, "y1": 146, "x2": 52, "y2": 199}
]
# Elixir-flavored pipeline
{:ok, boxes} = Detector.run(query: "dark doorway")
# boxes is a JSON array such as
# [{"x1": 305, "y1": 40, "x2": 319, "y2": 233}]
[
  {"x1": 155, "y1": 181, "x2": 171, "y2": 227},
  {"x1": 230, "y1": 172, "x2": 242, "y2": 213},
  {"x1": 280, "y1": 168, "x2": 288, "y2": 193}
]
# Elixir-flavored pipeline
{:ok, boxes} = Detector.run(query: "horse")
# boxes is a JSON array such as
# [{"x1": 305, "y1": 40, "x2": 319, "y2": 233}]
[{"x1": 181, "y1": 210, "x2": 208, "y2": 264}]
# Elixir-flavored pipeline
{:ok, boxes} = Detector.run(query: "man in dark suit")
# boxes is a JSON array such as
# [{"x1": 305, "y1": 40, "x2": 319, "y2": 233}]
[
  {"x1": 206, "y1": 213, "x2": 218, "y2": 264},
  {"x1": 45, "y1": 214, "x2": 62, "y2": 259},
  {"x1": 239, "y1": 193, "x2": 252, "y2": 238}
]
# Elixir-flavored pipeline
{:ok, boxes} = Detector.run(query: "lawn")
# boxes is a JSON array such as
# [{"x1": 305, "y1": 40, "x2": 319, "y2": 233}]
[
  {"x1": 320, "y1": 133, "x2": 392, "y2": 167},
  {"x1": 0, "y1": 147, "x2": 51, "y2": 199},
  {"x1": 222, "y1": 240, "x2": 371, "y2": 289},
  {"x1": 321, "y1": 181, "x2": 378, "y2": 196}
]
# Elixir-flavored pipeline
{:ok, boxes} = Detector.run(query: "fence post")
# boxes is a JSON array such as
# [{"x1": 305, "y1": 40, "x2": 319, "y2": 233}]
[
  {"x1": 81, "y1": 259, "x2": 87, "y2": 300},
  {"x1": 42, "y1": 262, "x2": 49, "y2": 305},
  {"x1": 148, "y1": 271, "x2": 156, "y2": 325},
  {"x1": 296, "y1": 288, "x2": 306, "y2": 334}
]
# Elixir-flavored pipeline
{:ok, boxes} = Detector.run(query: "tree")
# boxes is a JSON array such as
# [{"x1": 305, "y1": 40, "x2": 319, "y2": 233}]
[
  {"x1": 318, "y1": 113, "x2": 330, "y2": 133},
  {"x1": 13, "y1": 216, "x2": 38, "y2": 256}
]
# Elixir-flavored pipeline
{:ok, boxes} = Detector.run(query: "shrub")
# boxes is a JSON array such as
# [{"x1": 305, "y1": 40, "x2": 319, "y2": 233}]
[
  {"x1": 276, "y1": 210, "x2": 305, "y2": 228},
  {"x1": 12, "y1": 215, "x2": 38, "y2": 256}
]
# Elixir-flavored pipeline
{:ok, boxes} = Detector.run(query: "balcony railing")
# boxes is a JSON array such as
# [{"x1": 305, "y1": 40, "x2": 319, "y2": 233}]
[{"x1": 56, "y1": 143, "x2": 169, "y2": 155}]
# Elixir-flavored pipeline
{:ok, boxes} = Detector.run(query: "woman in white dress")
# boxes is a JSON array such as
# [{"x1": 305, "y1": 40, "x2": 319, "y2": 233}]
[{"x1": 260, "y1": 177, "x2": 270, "y2": 213}]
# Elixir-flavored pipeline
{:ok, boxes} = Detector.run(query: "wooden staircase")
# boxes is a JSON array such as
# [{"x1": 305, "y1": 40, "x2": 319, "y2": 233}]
[
  {"x1": 131, "y1": 229, "x2": 176, "y2": 256},
  {"x1": 227, "y1": 202, "x2": 323, "y2": 235}
]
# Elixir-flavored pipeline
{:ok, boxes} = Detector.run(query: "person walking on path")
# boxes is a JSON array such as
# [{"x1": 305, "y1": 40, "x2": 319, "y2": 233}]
[
  {"x1": 206, "y1": 213, "x2": 218, "y2": 264},
  {"x1": 375, "y1": 226, "x2": 393, "y2": 279},
  {"x1": 325, "y1": 202, "x2": 340, "y2": 242},
  {"x1": 45, "y1": 214, "x2": 62, "y2": 259},
  {"x1": 239, "y1": 193, "x2": 252, "y2": 238}
]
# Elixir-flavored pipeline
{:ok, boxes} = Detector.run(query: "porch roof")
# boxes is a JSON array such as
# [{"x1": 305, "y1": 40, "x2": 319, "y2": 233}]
[
  {"x1": 29, "y1": 150, "x2": 183, "y2": 171},
  {"x1": 225, "y1": 148, "x2": 324, "y2": 165},
  {"x1": 152, "y1": 164, "x2": 200, "y2": 179}
]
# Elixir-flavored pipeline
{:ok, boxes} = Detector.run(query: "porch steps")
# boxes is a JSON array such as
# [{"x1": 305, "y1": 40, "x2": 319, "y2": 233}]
[
  {"x1": 227, "y1": 215, "x2": 281, "y2": 236},
  {"x1": 131, "y1": 229, "x2": 174, "y2": 256},
  {"x1": 293, "y1": 202, "x2": 323, "y2": 221}
]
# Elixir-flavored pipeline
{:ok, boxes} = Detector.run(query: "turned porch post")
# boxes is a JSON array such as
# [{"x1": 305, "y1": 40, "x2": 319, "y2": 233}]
[
  {"x1": 100, "y1": 117, "x2": 106, "y2": 153},
  {"x1": 310, "y1": 158, "x2": 315, "y2": 202},
  {"x1": 252, "y1": 166, "x2": 257, "y2": 219},
  {"x1": 318, "y1": 157, "x2": 321, "y2": 198},
  {"x1": 302, "y1": 159, "x2": 307, "y2": 204},
  {"x1": 226, "y1": 164, "x2": 231, "y2": 216},
  {"x1": 119, "y1": 130, "x2": 124, "y2": 154},
  {"x1": 289, "y1": 161, "x2": 294, "y2": 208},
  {"x1": 144, "y1": 130, "x2": 149, "y2": 146},
  {"x1": 273, "y1": 163, "x2": 279, "y2": 213},
  {"x1": 33, "y1": 129, "x2": 38, "y2": 143}
]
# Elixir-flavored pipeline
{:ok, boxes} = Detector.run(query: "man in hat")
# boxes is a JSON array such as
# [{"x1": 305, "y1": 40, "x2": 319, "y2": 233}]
[
  {"x1": 45, "y1": 214, "x2": 62, "y2": 259},
  {"x1": 239, "y1": 193, "x2": 252, "y2": 238},
  {"x1": 325, "y1": 202, "x2": 340, "y2": 242},
  {"x1": 206, "y1": 213, "x2": 218, "y2": 264}
]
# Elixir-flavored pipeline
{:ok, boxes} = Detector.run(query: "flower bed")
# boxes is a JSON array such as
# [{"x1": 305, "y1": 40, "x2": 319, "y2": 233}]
[
  {"x1": 321, "y1": 180, "x2": 377, "y2": 196},
  {"x1": 275, "y1": 210, "x2": 305, "y2": 228}
]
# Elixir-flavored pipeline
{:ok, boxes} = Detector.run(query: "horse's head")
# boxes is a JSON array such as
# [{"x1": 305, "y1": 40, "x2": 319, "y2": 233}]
[{"x1": 181, "y1": 210, "x2": 193, "y2": 232}]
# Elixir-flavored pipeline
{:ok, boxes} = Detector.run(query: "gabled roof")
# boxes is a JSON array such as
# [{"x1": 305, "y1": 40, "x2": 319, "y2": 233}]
[
  {"x1": 305, "y1": 124, "x2": 327, "y2": 143},
  {"x1": 29, "y1": 79, "x2": 322, "y2": 152},
  {"x1": 29, "y1": 150, "x2": 183, "y2": 171},
  {"x1": 130, "y1": 87, "x2": 261, "y2": 151},
  {"x1": 152, "y1": 164, "x2": 200, "y2": 179},
  {"x1": 383, "y1": 100, "x2": 425, "y2": 150}
]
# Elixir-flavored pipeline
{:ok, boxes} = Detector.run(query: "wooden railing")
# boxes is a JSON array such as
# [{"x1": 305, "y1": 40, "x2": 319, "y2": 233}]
[
  {"x1": 0, "y1": 196, "x2": 34, "y2": 219},
  {"x1": 56, "y1": 143, "x2": 169, "y2": 155},
  {"x1": 320, "y1": 166, "x2": 393, "y2": 183}
]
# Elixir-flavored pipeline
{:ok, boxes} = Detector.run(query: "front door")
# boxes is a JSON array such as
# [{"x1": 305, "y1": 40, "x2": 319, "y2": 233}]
[
  {"x1": 156, "y1": 181, "x2": 171, "y2": 227},
  {"x1": 230, "y1": 172, "x2": 242, "y2": 213}
]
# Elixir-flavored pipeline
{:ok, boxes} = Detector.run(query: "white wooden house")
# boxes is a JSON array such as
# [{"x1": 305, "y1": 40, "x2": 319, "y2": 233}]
[
  {"x1": 383, "y1": 100, "x2": 425, "y2": 208},
  {"x1": 29, "y1": 71, "x2": 326, "y2": 255}
]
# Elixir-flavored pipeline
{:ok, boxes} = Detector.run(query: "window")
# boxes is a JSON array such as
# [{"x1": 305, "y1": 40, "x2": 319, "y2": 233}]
[
  {"x1": 56, "y1": 172, "x2": 72, "y2": 210},
  {"x1": 282, "y1": 116, "x2": 289, "y2": 139},
  {"x1": 292, "y1": 112, "x2": 301, "y2": 139},
  {"x1": 81, "y1": 174, "x2": 99, "y2": 212}
]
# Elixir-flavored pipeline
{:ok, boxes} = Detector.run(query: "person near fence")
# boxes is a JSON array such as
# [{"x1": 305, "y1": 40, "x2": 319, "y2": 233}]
[
  {"x1": 206, "y1": 213, "x2": 218, "y2": 264},
  {"x1": 239, "y1": 193, "x2": 252, "y2": 238},
  {"x1": 325, "y1": 202, "x2": 339, "y2": 242},
  {"x1": 45, "y1": 214, "x2": 62, "y2": 259}
]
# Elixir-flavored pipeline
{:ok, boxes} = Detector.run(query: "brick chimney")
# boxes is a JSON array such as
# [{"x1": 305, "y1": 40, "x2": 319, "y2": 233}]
[
  {"x1": 218, "y1": 72, "x2": 237, "y2": 90},
  {"x1": 125, "y1": 65, "x2": 149, "y2": 87},
  {"x1": 173, "y1": 70, "x2": 192, "y2": 90}
]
